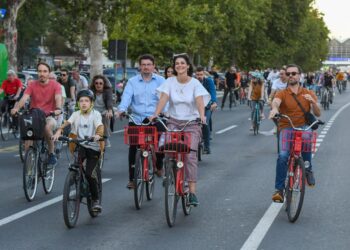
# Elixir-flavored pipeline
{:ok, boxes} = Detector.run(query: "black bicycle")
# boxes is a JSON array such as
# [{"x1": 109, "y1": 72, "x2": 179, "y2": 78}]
[
  {"x1": 0, "y1": 96, "x2": 20, "y2": 141},
  {"x1": 58, "y1": 136, "x2": 104, "y2": 229}
]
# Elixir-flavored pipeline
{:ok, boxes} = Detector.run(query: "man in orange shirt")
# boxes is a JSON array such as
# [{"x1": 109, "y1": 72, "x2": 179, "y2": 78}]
[{"x1": 269, "y1": 64, "x2": 321, "y2": 202}]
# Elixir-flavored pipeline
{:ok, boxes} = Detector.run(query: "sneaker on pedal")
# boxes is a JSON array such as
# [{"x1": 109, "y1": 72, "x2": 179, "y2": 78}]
[
  {"x1": 305, "y1": 169, "x2": 315, "y2": 186},
  {"x1": 48, "y1": 153, "x2": 57, "y2": 166},
  {"x1": 272, "y1": 190, "x2": 284, "y2": 203},
  {"x1": 189, "y1": 193, "x2": 199, "y2": 207},
  {"x1": 92, "y1": 200, "x2": 102, "y2": 212}
]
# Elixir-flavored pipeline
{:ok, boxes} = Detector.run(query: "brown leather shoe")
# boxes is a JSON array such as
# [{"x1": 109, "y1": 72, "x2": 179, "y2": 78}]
[{"x1": 126, "y1": 181, "x2": 135, "y2": 189}]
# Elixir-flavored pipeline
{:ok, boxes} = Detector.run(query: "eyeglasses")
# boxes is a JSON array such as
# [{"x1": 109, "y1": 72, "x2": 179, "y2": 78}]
[
  {"x1": 167, "y1": 70, "x2": 174, "y2": 73},
  {"x1": 61, "y1": 74, "x2": 67, "y2": 76},
  {"x1": 94, "y1": 81, "x2": 104, "y2": 85},
  {"x1": 286, "y1": 72, "x2": 299, "y2": 77}
]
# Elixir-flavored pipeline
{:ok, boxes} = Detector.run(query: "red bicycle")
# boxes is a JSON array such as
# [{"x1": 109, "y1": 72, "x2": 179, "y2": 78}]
[
  {"x1": 276, "y1": 113, "x2": 323, "y2": 222},
  {"x1": 156, "y1": 117, "x2": 200, "y2": 227},
  {"x1": 123, "y1": 113, "x2": 158, "y2": 210}
]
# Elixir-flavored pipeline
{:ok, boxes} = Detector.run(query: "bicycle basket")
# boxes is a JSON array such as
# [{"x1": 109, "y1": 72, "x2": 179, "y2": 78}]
[
  {"x1": 281, "y1": 130, "x2": 317, "y2": 153},
  {"x1": 124, "y1": 126, "x2": 158, "y2": 146},
  {"x1": 157, "y1": 132, "x2": 191, "y2": 154}
]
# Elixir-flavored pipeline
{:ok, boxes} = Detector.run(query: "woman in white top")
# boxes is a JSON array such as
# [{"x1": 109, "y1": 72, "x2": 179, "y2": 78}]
[{"x1": 152, "y1": 54, "x2": 210, "y2": 206}]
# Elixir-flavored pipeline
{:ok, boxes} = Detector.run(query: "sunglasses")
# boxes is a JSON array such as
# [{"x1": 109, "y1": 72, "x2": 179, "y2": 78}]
[
  {"x1": 286, "y1": 72, "x2": 299, "y2": 77},
  {"x1": 94, "y1": 81, "x2": 104, "y2": 85},
  {"x1": 61, "y1": 74, "x2": 67, "y2": 76}
]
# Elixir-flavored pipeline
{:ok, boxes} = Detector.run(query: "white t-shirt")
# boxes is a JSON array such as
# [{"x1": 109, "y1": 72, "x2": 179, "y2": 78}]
[
  {"x1": 157, "y1": 77, "x2": 210, "y2": 120},
  {"x1": 267, "y1": 71, "x2": 279, "y2": 82},
  {"x1": 68, "y1": 109, "x2": 103, "y2": 151},
  {"x1": 271, "y1": 78, "x2": 287, "y2": 91}
]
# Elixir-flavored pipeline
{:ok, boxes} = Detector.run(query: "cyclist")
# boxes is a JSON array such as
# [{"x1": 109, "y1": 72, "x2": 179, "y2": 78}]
[
  {"x1": 268, "y1": 68, "x2": 288, "y2": 105},
  {"x1": 322, "y1": 71, "x2": 334, "y2": 104},
  {"x1": 151, "y1": 53, "x2": 210, "y2": 206},
  {"x1": 58, "y1": 69, "x2": 76, "y2": 116},
  {"x1": 117, "y1": 54, "x2": 166, "y2": 189},
  {"x1": 52, "y1": 89, "x2": 104, "y2": 212},
  {"x1": 221, "y1": 67, "x2": 237, "y2": 110},
  {"x1": 0, "y1": 70, "x2": 23, "y2": 114},
  {"x1": 72, "y1": 68, "x2": 88, "y2": 93},
  {"x1": 195, "y1": 66, "x2": 217, "y2": 154},
  {"x1": 248, "y1": 72, "x2": 265, "y2": 130},
  {"x1": 269, "y1": 64, "x2": 321, "y2": 202},
  {"x1": 11, "y1": 62, "x2": 62, "y2": 166}
]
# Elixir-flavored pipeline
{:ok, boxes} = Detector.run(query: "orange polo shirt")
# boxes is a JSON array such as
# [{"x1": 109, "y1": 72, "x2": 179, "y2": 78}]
[
  {"x1": 250, "y1": 83, "x2": 263, "y2": 100},
  {"x1": 275, "y1": 87, "x2": 317, "y2": 129}
]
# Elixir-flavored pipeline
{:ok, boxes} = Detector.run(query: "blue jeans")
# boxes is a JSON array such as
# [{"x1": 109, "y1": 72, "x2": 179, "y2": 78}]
[
  {"x1": 275, "y1": 126, "x2": 313, "y2": 190},
  {"x1": 203, "y1": 108, "x2": 212, "y2": 149}
]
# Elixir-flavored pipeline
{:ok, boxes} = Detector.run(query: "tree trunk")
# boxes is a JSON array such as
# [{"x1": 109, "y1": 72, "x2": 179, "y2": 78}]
[
  {"x1": 3, "y1": 0, "x2": 26, "y2": 72},
  {"x1": 88, "y1": 18, "x2": 104, "y2": 77}
]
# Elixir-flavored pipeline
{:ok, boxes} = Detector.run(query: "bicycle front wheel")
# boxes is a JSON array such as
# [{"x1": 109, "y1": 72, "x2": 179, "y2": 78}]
[
  {"x1": 253, "y1": 107, "x2": 260, "y2": 135},
  {"x1": 165, "y1": 160, "x2": 178, "y2": 227},
  {"x1": 42, "y1": 154, "x2": 55, "y2": 194},
  {"x1": 63, "y1": 170, "x2": 81, "y2": 228},
  {"x1": 133, "y1": 150, "x2": 144, "y2": 209},
  {"x1": 23, "y1": 148, "x2": 38, "y2": 202},
  {"x1": 286, "y1": 157, "x2": 306, "y2": 223},
  {"x1": 145, "y1": 152, "x2": 155, "y2": 201},
  {"x1": 0, "y1": 112, "x2": 10, "y2": 141}
]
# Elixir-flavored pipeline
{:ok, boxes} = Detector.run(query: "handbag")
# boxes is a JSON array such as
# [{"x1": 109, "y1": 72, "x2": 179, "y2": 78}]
[
  {"x1": 19, "y1": 108, "x2": 47, "y2": 140},
  {"x1": 291, "y1": 93, "x2": 318, "y2": 130}
]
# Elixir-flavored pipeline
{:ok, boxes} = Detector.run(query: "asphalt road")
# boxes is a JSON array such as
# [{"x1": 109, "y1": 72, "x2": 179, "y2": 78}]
[{"x1": 0, "y1": 89, "x2": 349, "y2": 250}]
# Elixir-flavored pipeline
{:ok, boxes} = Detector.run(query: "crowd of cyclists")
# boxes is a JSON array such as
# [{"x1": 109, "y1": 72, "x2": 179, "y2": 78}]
[{"x1": 0, "y1": 53, "x2": 348, "y2": 223}]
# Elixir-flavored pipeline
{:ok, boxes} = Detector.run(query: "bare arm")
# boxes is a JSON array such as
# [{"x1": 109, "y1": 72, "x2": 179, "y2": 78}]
[
  {"x1": 247, "y1": 81, "x2": 252, "y2": 100},
  {"x1": 70, "y1": 86, "x2": 76, "y2": 101},
  {"x1": 268, "y1": 97, "x2": 282, "y2": 119},
  {"x1": 11, "y1": 94, "x2": 30, "y2": 114},
  {"x1": 195, "y1": 96, "x2": 206, "y2": 123},
  {"x1": 154, "y1": 92, "x2": 169, "y2": 116},
  {"x1": 55, "y1": 94, "x2": 62, "y2": 111},
  {"x1": 260, "y1": 83, "x2": 265, "y2": 101}
]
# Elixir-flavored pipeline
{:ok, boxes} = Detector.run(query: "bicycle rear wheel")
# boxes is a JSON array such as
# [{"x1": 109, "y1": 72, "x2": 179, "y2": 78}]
[
  {"x1": 63, "y1": 170, "x2": 81, "y2": 228},
  {"x1": 133, "y1": 150, "x2": 144, "y2": 209},
  {"x1": 165, "y1": 160, "x2": 178, "y2": 227},
  {"x1": 87, "y1": 168, "x2": 102, "y2": 217},
  {"x1": 19, "y1": 139, "x2": 25, "y2": 163},
  {"x1": 0, "y1": 112, "x2": 10, "y2": 141},
  {"x1": 286, "y1": 157, "x2": 306, "y2": 223},
  {"x1": 145, "y1": 152, "x2": 155, "y2": 201},
  {"x1": 42, "y1": 152, "x2": 55, "y2": 194},
  {"x1": 23, "y1": 148, "x2": 38, "y2": 202}
]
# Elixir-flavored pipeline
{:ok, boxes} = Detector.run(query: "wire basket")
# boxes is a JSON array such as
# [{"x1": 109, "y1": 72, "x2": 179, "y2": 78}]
[
  {"x1": 281, "y1": 130, "x2": 317, "y2": 153},
  {"x1": 157, "y1": 132, "x2": 192, "y2": 154},
  {"x1": 124, "y1": 126, "x2": 158, "y2": 146}
]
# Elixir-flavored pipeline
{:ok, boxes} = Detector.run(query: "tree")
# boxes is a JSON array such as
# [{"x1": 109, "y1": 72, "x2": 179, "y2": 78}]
[{"x1": 2, "y1": 0, "x2": 26, "y2": 71}]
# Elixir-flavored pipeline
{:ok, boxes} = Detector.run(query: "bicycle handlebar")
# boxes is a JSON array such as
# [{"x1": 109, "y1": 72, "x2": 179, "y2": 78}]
[
  {"x1": 58, "y1": 136, "x2": 105, "y2": 144},
  {"x1": 120, "y1": 111, "x2": 153, "y2": 126},
  {"x1": 273, "y1": 113, "x2": 324, "y2": 131},
  {"x1": 154, "y1": 116, "x2": 201, "y2": 132}
]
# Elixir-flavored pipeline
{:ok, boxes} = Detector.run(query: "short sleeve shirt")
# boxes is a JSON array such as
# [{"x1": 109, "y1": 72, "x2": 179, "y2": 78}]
[
  {"x1": 271, "y1": 78, "x2": 287, "y2": 91},
  {"x1": 250, "y1": 83, "x2": 263, "y2": 100},
  {"x1": 275, "y1": 87, "x2": 318, "y2": 129},
  {"x1": 157, "y1": 77, "x2": 210, "y2": 120},
  {"x1": 25, "y1": 80, "x2": 62, "y2": 115},
  {"x1": 1, "y1": 78, "x2": 23, "y2": 95},
  {"x1": 225, "y1": 72, "x2": 237, "y2": 87}
]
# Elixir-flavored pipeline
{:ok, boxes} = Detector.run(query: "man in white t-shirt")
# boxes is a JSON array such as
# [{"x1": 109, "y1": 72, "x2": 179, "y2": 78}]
[{"x1": 268, "y1": 68, "x2": 288, "y2": 105}]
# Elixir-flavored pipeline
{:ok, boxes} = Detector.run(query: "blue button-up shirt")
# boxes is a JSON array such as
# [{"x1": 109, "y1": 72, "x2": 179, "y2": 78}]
[{"x1": 118, "y1": 73, "x2": 165, "y2": 124}]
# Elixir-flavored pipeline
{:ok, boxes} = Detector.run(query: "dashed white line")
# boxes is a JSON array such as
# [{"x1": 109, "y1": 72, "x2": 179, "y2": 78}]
[
  {"x1": 112, "y1": 129, "x2": 124, "y2": 134},
  {"x1": 318, "y1": 134, "x2": 326, "y2": 138},
  {"x1": 215, "y1": 125, "x2": 238, "y2": 134},
  {"x1": 0, "y1": 178, "x2": 111, "y2": 227},
  {"x1": 240, "y1": 101, "x2": 350, "y2": 250}
]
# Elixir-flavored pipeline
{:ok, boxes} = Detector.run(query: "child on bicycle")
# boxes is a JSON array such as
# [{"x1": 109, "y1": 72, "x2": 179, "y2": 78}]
[
  {"x1": 52, "y1": 89, "x2": 104, "y2": 212},
  {"x1": 248, "y1": 72, "x2": 265, "y2": 130}
]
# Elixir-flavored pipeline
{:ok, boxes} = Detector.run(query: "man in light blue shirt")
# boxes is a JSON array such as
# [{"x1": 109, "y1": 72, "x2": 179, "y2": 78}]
[{"x1": 117, "y1": 54, "x2": 166, "y2": 189}]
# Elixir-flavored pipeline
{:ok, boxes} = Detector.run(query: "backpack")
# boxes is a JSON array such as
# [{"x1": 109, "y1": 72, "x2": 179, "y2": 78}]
[{"x1": 19, "y1": 108, "x2": 47, "y2": 140}]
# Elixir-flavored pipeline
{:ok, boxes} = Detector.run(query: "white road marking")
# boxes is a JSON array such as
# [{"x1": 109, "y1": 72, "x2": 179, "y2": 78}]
[
  {"x1": 259, "y1": 128, "x2": 275, "y2": 136},
  {"x1": 316, "y1": 143, "x2": 321, "y2": 147},
  {"x1": 316, "y1": 139, "x2": 323, "y2": 142},
  {"x1": 0, "y1": 178, "x2": 111, "y2": 227},
  {"x1": 318, "y1": 134, "x2": 326, "y2": 138},
  {"x1": 215, "y1": 125, "x2": 237, "y2": 134},
  {"x1": 240, "y1": 101, "x2": 350, "y2": 250},
  {"x1": 112, "y1": 129, "x2": 124, "y2": 134}
]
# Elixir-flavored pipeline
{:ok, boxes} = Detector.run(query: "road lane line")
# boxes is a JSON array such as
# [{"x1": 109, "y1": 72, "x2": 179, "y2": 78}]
[
  {"x1": 318, "y1": 134, "x2": 326, "y2": 138},
  {"x1": 215, "y1": 125, "x2": 237, "y2": 134},
  {"x1": 112, "y1": 129, "x2": 124, "y2": 134},
  {"x1": 240, "y1": 101, "x2": 350, "y2": 250},
  {"x1": 0, "y1": 178, "x2": 111, "y2": 227},
  {"x1": 240, "y1": 203, "x2": 283, "y2": 250}
]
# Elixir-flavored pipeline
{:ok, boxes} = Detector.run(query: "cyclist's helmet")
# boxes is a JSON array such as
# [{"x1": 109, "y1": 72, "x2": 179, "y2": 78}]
[{"x1": 77, "y1": 89, "x2": 95, "y2": 101}]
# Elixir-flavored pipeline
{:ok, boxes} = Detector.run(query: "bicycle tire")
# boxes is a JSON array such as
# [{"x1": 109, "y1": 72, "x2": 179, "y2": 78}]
[
  {"x1": 0, "y1": 112, "x2": 10, "y2": 141},
  {"x1": 286, "y1": 157, "x2": 306, "y2": 223},
  {"x1": 97, "y1": 152, "x2": 104, "y2": 170},
  {"x1": 145, "y1": 153, "x2": 155, "y2": 201},
  {"x1": 165, "y1": 160, "x2": 178, "y2": 227},
  {"x1": 63, "y1": 170, "x2": 81, "y2": 228},
  {"x1": 19, "y1": 139, "x2": 25, "y2": 163},
  {"x1": 23, "y1": 147, "x2": 38, "y2": 202},
  {"x1": 253, "y1": 105, "x2": 260, "y2": 135},
  {"x1": 42, "y1": 152, "x2": 55, "y2": 194},
  {"x1": 133, "y1": 150, "x2": 144, "y2": 209},
  {"x1": 87, "y1": 168, "x2": 102, "y2": 217},
  {"x1": 181, "y1": 169, "x2": 191, "y2": 216}
]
